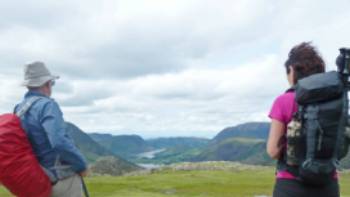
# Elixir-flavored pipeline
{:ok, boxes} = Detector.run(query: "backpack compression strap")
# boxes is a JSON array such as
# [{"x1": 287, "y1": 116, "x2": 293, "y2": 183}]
[
  {"x1": 15, "y1": 96, "x2": 42, "y2": 118},
  {"x1": 332, "y1": 88, "x2": 348, "y2": 167},
  {"x1": 303, "y1": 105, "x2": 319, "y2": 164}
]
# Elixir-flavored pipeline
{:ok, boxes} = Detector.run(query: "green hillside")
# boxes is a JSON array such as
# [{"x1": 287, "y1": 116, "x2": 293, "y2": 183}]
[
  {"x1": 133, "y1": 123, "x2": 273, "y2": 165},
  {"x1": 134, "y1": 147, "x2": 203, "y2": 165},
  {"x1": 2, "y1": 164, "x2": 350, "y2": 197},
  {"x1": 133, "y1": 137, "x2": 209, "y2": 164},
  {"x1": 194, "y1": 137, "x2": 273, "y2": 165},
  {"x1": 89, "y1": 134, "x2": 210, "y2": 164},
  {"x1": 66, "y1": 122, "x2": 141, "y2": 175},
  {"x1": 147, "y1": 137, "x2": 209, "y2": 149},
  {"x1": 212, "y1": 122, "x2": 270, "y2": 143},
  {"x1": 66, "y1": 122, "x2": 115, "y2": 163},
  {"x1": 82, "y1": 122, "x2": 350, "y2": 169},
  {"x1": 89, "y1": 133, "x2": 153, "y2": 158}
]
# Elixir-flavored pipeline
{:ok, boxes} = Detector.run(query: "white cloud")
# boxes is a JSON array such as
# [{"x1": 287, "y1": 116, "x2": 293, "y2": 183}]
[
  {"x1": 0, "y1": 0, "x2": 349, "y2": 137},
  {"x1": 50, "y1": 54, "x2": 284, "y2": 137}
]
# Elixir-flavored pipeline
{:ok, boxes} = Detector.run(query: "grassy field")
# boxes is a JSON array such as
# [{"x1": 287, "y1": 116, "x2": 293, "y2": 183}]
[{"x1": 1, "y1": 169, "x2": 349, "y2": 197}]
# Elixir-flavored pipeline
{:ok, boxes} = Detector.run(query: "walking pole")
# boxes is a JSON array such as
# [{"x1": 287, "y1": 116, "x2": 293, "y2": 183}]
[{"x1": 81, "y1": 176, "x2": 90, "y2": 197}]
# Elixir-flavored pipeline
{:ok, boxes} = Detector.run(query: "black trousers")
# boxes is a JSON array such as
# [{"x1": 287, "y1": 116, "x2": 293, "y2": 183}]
[{"x1": 273, "y1": 179, "x2": 339, "y2": 197}]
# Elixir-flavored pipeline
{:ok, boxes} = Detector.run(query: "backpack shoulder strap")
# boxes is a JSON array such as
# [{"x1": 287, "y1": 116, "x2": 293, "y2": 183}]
[{"x1": 15, "y1": 96, "x2": 42, "y2": 117}]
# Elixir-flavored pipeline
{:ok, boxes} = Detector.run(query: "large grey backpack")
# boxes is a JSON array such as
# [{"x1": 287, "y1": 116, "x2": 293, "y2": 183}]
[{"x1": 284, "y1": 71, "x2": 350, "y2": 186}]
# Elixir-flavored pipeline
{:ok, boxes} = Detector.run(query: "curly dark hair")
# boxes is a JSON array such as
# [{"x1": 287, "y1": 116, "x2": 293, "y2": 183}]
[{"x1": 285, "y1": 42, "x2": 325, "y2": 84}]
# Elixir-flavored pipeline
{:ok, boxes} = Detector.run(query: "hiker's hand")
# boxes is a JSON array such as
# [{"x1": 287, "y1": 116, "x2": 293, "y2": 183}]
[{"x1": 80, "y1": 170, "x2": 88, "y2": 177}]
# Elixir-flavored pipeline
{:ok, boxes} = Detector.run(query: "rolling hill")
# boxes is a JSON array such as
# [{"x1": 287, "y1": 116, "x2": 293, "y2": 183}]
[
  {"x1": 66, "y1": 122, "x2": 115, "y2": 162},
  {"x1": 88, "y1": 123, "x2": 271, "y2": 165},
  {"x1": 212, "y1": 122, "x2": 270, "y2": 143},
  {"x1": 69, "y1": 121, "x2": 350, "y2": 169},
  {"x1": 147, "y1": 137, "x2": 209, "y2": 149},
  {"x1": 66, "y1": 122, "x2": 142, "y2": 175},
  {"x1": 89, "y1": 133, "x2": 152, "y2": 158},
  {"x1": 193, "y1": 137, "x2": 273, "y2": 165},
  {"x1": 89, "y1": 134, "x2": 210, "y2": 163}
]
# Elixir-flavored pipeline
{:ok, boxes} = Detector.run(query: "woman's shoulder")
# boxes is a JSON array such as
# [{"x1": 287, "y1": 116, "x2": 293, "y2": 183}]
[
  {"x1": 269, "y1": 91, "x2": 297, "y2": 123},
  {"x1": 274, "y1": 91, "x2": 295, "y2": 104}
]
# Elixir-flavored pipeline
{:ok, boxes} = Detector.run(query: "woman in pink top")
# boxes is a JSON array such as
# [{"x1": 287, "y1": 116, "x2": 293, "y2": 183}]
[{"x1": 267, "y1": 42, "x2": 339, "y2": 197}]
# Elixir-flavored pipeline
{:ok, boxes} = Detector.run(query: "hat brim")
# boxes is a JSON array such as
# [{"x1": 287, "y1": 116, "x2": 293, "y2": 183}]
[{"x1": 22, "y1": 75, "x2": 59, "y2": 87}]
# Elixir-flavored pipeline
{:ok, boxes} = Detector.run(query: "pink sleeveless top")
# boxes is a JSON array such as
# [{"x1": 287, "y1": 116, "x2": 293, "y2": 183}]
[{"x1": 269, "y1": 91, "x2": 298, "y2": 179}]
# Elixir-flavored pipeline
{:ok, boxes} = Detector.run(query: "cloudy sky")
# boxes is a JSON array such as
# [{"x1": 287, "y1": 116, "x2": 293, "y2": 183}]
[{"x1": 1, "y1": 0, "x2": 350, "y2": 138}]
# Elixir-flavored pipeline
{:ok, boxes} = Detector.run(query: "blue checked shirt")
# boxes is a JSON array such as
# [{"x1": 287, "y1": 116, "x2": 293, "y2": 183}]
[{"x1": 15, "y1": 90, "x2": 87, "y2": 182}]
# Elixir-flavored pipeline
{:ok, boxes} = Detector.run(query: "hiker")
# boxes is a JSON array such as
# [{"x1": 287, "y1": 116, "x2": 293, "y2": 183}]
[
  {"x1": 267, "y1": 42, "x2": 340, "y2": 197},
  {"x1": 15, "y1": 62, "x2": 88, "y2": 197}
]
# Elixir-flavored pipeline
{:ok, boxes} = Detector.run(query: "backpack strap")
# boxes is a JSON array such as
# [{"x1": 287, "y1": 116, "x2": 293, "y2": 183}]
[
  {"x1": 279, "y1": 86, "x2": 301, "y2": 176},
  {"x1": 303, "y1": 105, "x2": 319, "y2": 162},
  {"x1": 15, "y1": 96, "x2": 42, "y2": 118},
  {"x1": 332, "y1": 90, "x2": 348, "y2": 168}
]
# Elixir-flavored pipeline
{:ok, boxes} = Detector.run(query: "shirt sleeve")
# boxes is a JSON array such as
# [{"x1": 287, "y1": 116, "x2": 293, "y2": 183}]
[
  {"x1": 268, "y1": 95, "x2": 286, "y2": 123},
  {"x1": 40, "y1": 101, "x2": 87, "y2": 173}
]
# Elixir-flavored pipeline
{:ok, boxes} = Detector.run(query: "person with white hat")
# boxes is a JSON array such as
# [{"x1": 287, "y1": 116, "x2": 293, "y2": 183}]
[
  {"x1": 15, "y1": 61, "x2": 88, "y2": 197},
  {"x1": 21, "y1": 61, "x2": 60, "y2": 96}
]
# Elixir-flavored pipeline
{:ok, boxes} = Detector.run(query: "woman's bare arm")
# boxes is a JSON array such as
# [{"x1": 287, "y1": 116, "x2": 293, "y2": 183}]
[{"x1": 267, "y1": 119, "x2": 285, "y2": 159}]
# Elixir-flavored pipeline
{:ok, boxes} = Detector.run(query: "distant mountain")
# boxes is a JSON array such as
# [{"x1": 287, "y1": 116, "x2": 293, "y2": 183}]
[
  {"x1": 212, "y1": 122, "x2": 270, "y2": 143},
  {"x1": 89, "y1": 134, "x2": 211, "y2": 164},
  {"x1": 89, "y1": 133, "x2": 152, "y2": 158},
  {"x1": 88, "y1": 123, "x2": 271, "y2": 165},
  {"x1": 132, "y1": 137, "x2": 210, "y2": 164},
  {"x1": 194, "y1": 137, "x2": 273, "y2": 165},
  {"x1": 147, "y1": 137, "x2": 210, "y2": 149},
  {"x1": 66, "y1": 122, "x2": 115, "y2": 163},
  {"x1": 66, "y1": 122, "x2": 142, "y2": 175},
  {"x1": 187, "y1": 122, "x2": 273, "y2": 165},
  {"x1": 66, "y1": 122, "x2": 139, "y2": 172},
  {"x1": 68, "y1": 121, "x2": 350, "y2": 169}
]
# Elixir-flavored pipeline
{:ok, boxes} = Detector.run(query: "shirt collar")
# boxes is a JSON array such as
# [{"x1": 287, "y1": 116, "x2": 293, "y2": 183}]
[{"x1": 25, "y1": 90, "x2": 48, "y2": 99}]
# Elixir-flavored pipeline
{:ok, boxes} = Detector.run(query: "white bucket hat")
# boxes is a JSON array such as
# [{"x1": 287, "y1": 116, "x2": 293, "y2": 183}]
[{"x1": 22, "y1": 61, "x2": 59, "y2": 87}]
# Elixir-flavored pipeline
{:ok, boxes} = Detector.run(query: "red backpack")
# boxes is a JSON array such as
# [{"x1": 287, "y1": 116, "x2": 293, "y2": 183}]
[{"x1": 0, "y1": 97, "x2": 52, "y2": 197}]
